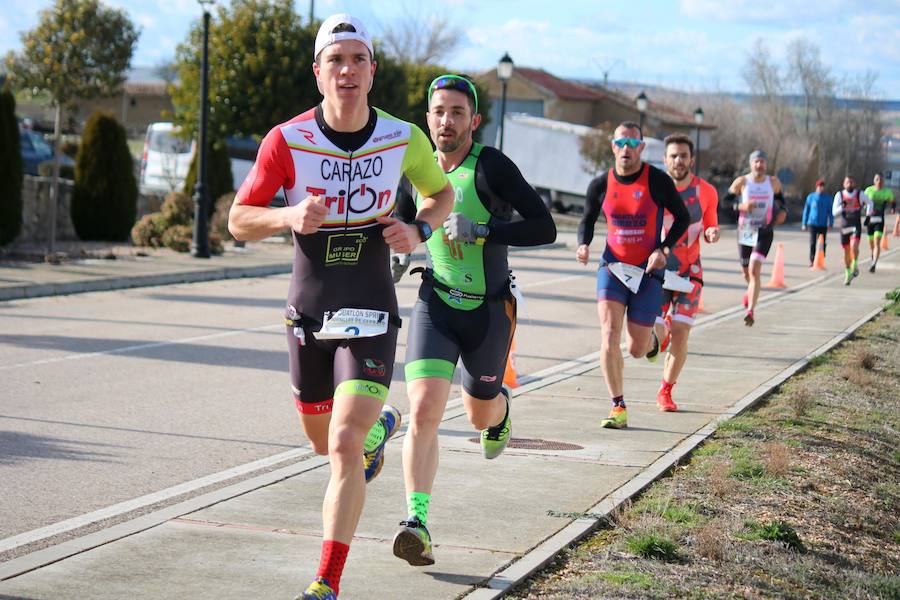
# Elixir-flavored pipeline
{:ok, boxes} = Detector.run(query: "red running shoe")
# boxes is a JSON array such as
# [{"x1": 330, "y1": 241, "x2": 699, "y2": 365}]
[{"x1": 657, "y1": 385, "x2": 678, "y2": 412}]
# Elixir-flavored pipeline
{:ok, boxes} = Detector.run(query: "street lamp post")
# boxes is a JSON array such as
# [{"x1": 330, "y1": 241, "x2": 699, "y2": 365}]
[
  {"x1": 192, "y1": 0, "x2": 213, "y2": 259},
  {"x1": 635, "y1": 91, "x2": 648, "y2": 133},
  {"x1": 693, "y1": 107, "x2": 704, "y2": 175},
  {"x1": 496, "y1": 53, "x2": 514, "y2": 152}
]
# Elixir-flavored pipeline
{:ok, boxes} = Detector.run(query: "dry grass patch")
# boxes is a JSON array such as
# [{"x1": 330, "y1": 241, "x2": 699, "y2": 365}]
[
  {"x1": 763, "y1": 441, "x2": 792, "y2": 476},
  {"x1": 788, "y1": 386, "x2": 813, "y2": 418},
  {"x1": 693, "y1": 522, "x2": 728, "y2": 561},
  {"x1": 509, "y1": 305, "x2": 900, "y2": 600}
]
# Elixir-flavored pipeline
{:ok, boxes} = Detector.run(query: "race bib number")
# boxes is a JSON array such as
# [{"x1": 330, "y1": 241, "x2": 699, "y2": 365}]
[
  {"x1": 841, "y1": 226, "x2": 857, "y2": 235},
  {"x1": 315, "y1": 308, "x2": 389, "y2": 340},
  {"x1": 663, "y1": 270, "x2": 694, "y2": 293},
  {"x1": 870, "y1": 216, "x2": 883, "y2": 224},
  {"x1": 738, "y1": 221, "x2": 758, "y2": 247},
  {"x1": 608, "y1": 262, "x2": 645, "y2": 294}
]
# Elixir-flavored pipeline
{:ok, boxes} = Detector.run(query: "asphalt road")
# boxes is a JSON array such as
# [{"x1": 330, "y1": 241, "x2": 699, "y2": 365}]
[{"x1": 0, "y1": 226, "x2": 874, "y2": 548}]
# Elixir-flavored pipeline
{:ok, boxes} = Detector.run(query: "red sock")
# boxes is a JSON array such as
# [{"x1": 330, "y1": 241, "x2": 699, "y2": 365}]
[
  {"x1": 316, "y1": 540, "x2": 349, "y2": 595},
  {"x1": 660, "y1": 379, "x2": 675, "y2": 391}
]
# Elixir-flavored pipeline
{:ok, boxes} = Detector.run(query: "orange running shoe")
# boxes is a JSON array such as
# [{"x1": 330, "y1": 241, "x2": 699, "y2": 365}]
[{"x1": 657, "y1": 385, "x2": 678, "y2": 412}]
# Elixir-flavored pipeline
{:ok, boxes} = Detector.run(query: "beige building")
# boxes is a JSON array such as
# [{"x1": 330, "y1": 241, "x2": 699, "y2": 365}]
[{"x1": 72, "y1": 75, "x2": 173, "y2": 138}]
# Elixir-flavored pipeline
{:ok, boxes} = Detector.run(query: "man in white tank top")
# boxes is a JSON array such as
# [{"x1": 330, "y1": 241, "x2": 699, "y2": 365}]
[{"x1": 725, "y1": 150, "x2": 787, "y2": 326}]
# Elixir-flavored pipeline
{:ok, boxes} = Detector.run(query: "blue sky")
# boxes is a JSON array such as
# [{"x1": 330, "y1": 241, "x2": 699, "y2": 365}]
[{"x1": 2, "y1": 0, "x2": 899, "y2": 96}]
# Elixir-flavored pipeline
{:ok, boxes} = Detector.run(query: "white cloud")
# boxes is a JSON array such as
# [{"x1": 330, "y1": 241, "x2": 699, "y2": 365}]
[{"x1": 678, "y1": 0, "x2": 893, "y2": 24}]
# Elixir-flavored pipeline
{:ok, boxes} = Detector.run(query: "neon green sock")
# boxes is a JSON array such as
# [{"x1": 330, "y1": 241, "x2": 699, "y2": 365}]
[
  {"x1": 845, "y1": 266, "x2": 852, "y2": 277},
  {"x1": 407, "y1": 492, "x2": 431, "y2": 524},
  {"x1": 852, "y1": 258, "x2": 858, "y2": 270},
  {"x1": 363, "y1": 420, "x2": 386, "y2": 453}
]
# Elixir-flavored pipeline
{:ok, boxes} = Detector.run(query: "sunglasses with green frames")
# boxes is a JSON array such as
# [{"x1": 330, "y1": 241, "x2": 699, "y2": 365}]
[{"x1": 612, "y1": 137, "x2": 643, "y2": 148}]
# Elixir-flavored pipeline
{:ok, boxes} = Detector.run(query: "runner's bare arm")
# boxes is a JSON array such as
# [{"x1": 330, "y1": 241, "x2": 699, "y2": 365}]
[{"x1": 230, "y1": 197, "x2": 329, "y2": 240}]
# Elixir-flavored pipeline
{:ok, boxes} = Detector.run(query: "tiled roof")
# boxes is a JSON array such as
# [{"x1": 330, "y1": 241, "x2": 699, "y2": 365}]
[{"x1": 515, "y1": 68, "x2": 607, "y2": 101}]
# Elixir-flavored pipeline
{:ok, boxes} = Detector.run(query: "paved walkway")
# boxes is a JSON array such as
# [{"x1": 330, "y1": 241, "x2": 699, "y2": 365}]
[{"x1": 1, "y1": 236, "x2": 898, "y2": 599}]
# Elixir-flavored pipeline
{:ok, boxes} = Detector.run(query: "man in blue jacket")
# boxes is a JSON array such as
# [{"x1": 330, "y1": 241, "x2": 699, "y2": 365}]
[{"x1": 802, "y1": 179, "x2": 833, "y2": 266}]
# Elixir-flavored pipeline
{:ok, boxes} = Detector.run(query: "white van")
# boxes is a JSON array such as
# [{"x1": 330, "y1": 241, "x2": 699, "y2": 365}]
[{"x1": 139, "y1": 122, "x2": 194, "y2": 194}]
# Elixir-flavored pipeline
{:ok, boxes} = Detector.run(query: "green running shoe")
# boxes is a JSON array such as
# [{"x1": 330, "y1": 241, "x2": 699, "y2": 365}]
[
  {"x1": 296, "y1": 577, "x2": 336, "y2": 600},
  {"x1": 481, "y1": 388, "x2": 511, "y2": 459},
  {"x1": 645, "y1": 330, "x2": 660, "y2": 363},
  {"x1": 392, "y1": 516, "x2": 435, "y2": 566},
  {"x1": 600, "y1": 405, "x2": 627, "y2": 429},
  {"x1": 363, "y1": 405, "x2": 401, "y2": 483}
]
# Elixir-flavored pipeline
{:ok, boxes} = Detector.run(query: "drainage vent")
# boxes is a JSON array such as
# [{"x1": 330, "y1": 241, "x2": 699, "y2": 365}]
[{"x1": 468, "y1": 437, "x2": 584, "y2": 451}]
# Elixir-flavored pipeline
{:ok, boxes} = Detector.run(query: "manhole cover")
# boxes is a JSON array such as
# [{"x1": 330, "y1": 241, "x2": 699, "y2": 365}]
[{"x1": 467, "y1": 437, "x2": 583, "y2": 451}]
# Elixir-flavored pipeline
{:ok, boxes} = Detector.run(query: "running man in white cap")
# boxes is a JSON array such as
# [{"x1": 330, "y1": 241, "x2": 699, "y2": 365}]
[
  {"x1": 725, "y1": 150, "x2": 787, "y2": 326},
  {"x1": 228, "y1": 13, "x2": 454, "y2": 600}
]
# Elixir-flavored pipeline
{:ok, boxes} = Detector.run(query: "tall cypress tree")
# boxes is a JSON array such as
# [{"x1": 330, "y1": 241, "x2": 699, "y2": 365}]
[
  {"x1": 0, "y1": 83, "x2": 23, "y2": 246},
  {"x1": 71, "y1": 110, "x2": 137, "y2": 240}
]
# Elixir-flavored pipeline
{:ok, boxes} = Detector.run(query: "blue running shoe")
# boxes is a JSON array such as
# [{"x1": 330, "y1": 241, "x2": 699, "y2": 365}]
[
  {"x1": 296, "y1": 577, "x2": 336, "y2": 600},
  {"x1": 364, "y1": 405, "x2": 401, "y2": 483}
]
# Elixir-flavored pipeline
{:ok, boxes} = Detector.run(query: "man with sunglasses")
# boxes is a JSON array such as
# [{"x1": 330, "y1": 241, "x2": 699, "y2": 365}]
[
  {"x1": 390, "y1": 74, "x2": 556, "y2": 566},
  {"x1": 228, "y1": 14, "x2": 454, "y2": 600},
  {"x1": 725, "y1": 150, "x2": 787, "y2": 324},
  {"x1": 576, "y1": 122, "x2": 689, "y2": 430},
  {"x1": 649, "y1": 134, "x2": 719, "y2": 412}
]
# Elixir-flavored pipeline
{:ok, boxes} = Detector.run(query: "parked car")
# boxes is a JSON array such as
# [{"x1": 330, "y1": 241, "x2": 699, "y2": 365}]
[
  {"x1": 139, "y1": 122, "x2": 194, "y2": 194},
  {"x1": 227, "y1": 135, "x2": 286, "y2": 206},
  {"x1": 20, "y1": 127, "x2": 75, "y2": 176}
]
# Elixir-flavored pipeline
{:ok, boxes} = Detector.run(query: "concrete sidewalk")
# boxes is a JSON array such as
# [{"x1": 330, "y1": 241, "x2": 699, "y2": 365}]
[{"x1": 1, "y1": 241, "x2": 897, "y2": 598}]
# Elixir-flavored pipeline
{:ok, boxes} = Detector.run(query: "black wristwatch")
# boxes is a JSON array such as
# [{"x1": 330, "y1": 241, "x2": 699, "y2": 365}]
[
  {"x1": 473, "y1": 222, "x2": 490, "y2": 245},
  {"x1": 412, "y1": 219, "x2": 432, "y2": 242}
]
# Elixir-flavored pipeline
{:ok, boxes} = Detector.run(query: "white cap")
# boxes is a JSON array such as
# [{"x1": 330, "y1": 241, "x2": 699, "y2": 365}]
[{"x1": 314, "y1": 13, "x2": 374, "y2": 60}]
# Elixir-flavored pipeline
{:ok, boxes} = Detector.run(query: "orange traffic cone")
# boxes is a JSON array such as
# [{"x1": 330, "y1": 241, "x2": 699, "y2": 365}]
[
  {"x1": 811, "y1": 234, "x2": 827, "y2": 270},
  {"x1": 881, "y1": 234, "x2": 890, "y2": 250},
  {"x1": 503, "y1": 337, "x2": 519, "y2": 389},
  {"x1": 893, "y1": 215, "x2": 900, "y2": 237},
  {"x1": 697, "y1": 289, "x2": 708, "y2": 313},
  {"x1": 764, "y1": 242, "x2": 787, "y2": 288}
]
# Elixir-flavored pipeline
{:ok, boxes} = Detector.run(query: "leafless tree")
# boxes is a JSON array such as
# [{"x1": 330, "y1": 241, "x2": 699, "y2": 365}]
[
  {"x1": 379, "y1": 5, "x2": 464, "y2": 65},
  {"x1": 578, "y1": 121, "x2": 615, "y2": 176},
  {"x1": 153, "y1": 59, "x2": 178, "y2": 85},
  {"x1": 787, "y1": 38, "x2": 833, "y2": 133},
  {"x1": 742, "y1": 39, "x2": 797, "y2": 175}
]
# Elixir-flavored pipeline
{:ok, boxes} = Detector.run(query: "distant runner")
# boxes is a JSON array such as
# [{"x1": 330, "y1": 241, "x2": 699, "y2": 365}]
[
  {"x1": 577, "y1": 121, "x2": 689, "y2": 429},
  {"x1": 802, "y1": 178, "x2": 833, "y2": 267},
  {"x1": 863, "y1": 172, "x2": 896, "y2": 273},
  {"x1": 832, "y1": 175, "x2": 870, "y2": 285},
  {"x1": 725, "y1": 150, "x2": 787, "y2": 326},
  {"x1": 649, "y1": 134, "x2": 719, "y2": 412}
]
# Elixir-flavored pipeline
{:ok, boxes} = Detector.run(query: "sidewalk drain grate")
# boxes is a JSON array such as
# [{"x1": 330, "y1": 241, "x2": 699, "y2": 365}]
[{"x1": 467, "y1": 437, "x2": 583, "y2": 451}]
